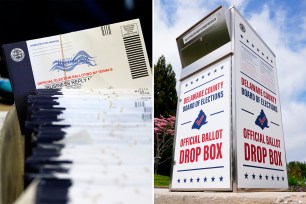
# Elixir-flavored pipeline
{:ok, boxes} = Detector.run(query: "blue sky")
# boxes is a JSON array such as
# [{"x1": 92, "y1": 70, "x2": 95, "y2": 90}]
[{"x1": 154, "y1": 0, "x2": 306, "y2": 162}]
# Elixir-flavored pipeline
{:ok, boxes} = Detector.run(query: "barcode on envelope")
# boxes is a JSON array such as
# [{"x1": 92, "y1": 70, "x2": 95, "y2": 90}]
[
  {"x1": 123, "y1": 35, "x2": 149, "y2": 79},
  {"x1": 144, "y1": 107, "x2": 152, "y2": 113},
  {"x1": 101, "y1": 25, "x2": 111, "y2": 36},
  {"x1": 142, "y1": 113, "x2": 152, "y2": 121},
  {"x1": 135, "y1": 101, "x2": 145, "y2": 107}
]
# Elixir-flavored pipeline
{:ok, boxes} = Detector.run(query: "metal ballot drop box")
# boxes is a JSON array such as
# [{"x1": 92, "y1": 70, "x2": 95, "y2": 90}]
[{"x1": 170, "y1": 5, "x2": 288, "y2": 192}]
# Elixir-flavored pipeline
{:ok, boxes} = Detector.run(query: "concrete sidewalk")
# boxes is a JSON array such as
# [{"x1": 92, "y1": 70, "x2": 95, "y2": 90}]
[{"x1": 155, "y1": 188, "x2": 306, "y2": 204}]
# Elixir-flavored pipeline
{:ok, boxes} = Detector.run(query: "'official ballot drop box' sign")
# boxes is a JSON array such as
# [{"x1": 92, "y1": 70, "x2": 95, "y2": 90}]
[{"x1": 170, "y1": 6, "x2": 288, "y2": 191}]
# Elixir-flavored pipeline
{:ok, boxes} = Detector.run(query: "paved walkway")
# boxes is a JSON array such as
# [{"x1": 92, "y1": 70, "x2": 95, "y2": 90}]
[{"x1": 155, "y1": 188, "x2": 306, "y2": 204}]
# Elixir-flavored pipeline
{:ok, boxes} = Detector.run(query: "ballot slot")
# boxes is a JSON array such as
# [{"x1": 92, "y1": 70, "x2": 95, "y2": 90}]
[{"x1": 176, "y1": 6, "x2": 231, "y2": 69}]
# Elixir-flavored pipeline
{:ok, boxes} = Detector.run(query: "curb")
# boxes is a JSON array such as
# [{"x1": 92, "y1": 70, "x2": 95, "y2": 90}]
[{"x1": 155, "y1": 188, "x2": 306, "y2": 204}]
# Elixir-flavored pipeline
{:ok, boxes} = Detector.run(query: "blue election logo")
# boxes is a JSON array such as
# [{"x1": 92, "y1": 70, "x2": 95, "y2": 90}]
[
  {"x1": 50, "y1": 50, "x2": 96, "y2": 72},
  {"x1": 255, "y1": 109, "x2": 269, "y2": 130},
  {"x1": 192, "y1": 109, "x2": 208, "y2": 130}
]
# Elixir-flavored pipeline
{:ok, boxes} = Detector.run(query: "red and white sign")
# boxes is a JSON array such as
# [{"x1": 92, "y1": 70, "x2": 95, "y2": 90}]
[
  {"x1": 234, "y1": 11, "x2": 288, "y2": 189},
  {"x1": 171, "y1": 57, "x2": 231, "y2": 190}
]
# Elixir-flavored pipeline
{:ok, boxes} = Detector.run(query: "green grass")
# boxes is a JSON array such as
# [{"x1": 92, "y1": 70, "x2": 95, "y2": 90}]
[{"x1": 154, "y1": 174, "x2": 170, "y2": 187}]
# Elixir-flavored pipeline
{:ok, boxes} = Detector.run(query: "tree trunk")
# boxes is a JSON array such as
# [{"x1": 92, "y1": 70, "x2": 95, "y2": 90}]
[{"x1": 154, "y1": 157, "x2": 160, "y2": 174}]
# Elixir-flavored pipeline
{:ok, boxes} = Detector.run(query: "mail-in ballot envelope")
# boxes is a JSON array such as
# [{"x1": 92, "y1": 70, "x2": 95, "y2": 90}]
[{"x1": 2, "y1": 19, "x2": 152, "y2": 132}]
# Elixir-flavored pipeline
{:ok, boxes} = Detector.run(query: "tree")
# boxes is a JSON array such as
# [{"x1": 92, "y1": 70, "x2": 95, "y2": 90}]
[
  {"x1": 287, "y1": 161, "x2": 306, "y2": 186},
  {"x1": 288, "y1": 161, "x2": 303, "y2": 179},
  {"x1": 154, "y1": 115, "x2": 176, "y2": 174},
  {"x1": 154, "y1": 55, "x2": 177, "y2": 117},
  {"x1": 299, "y1": 161, "x2": 306, "y2": 178}
]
